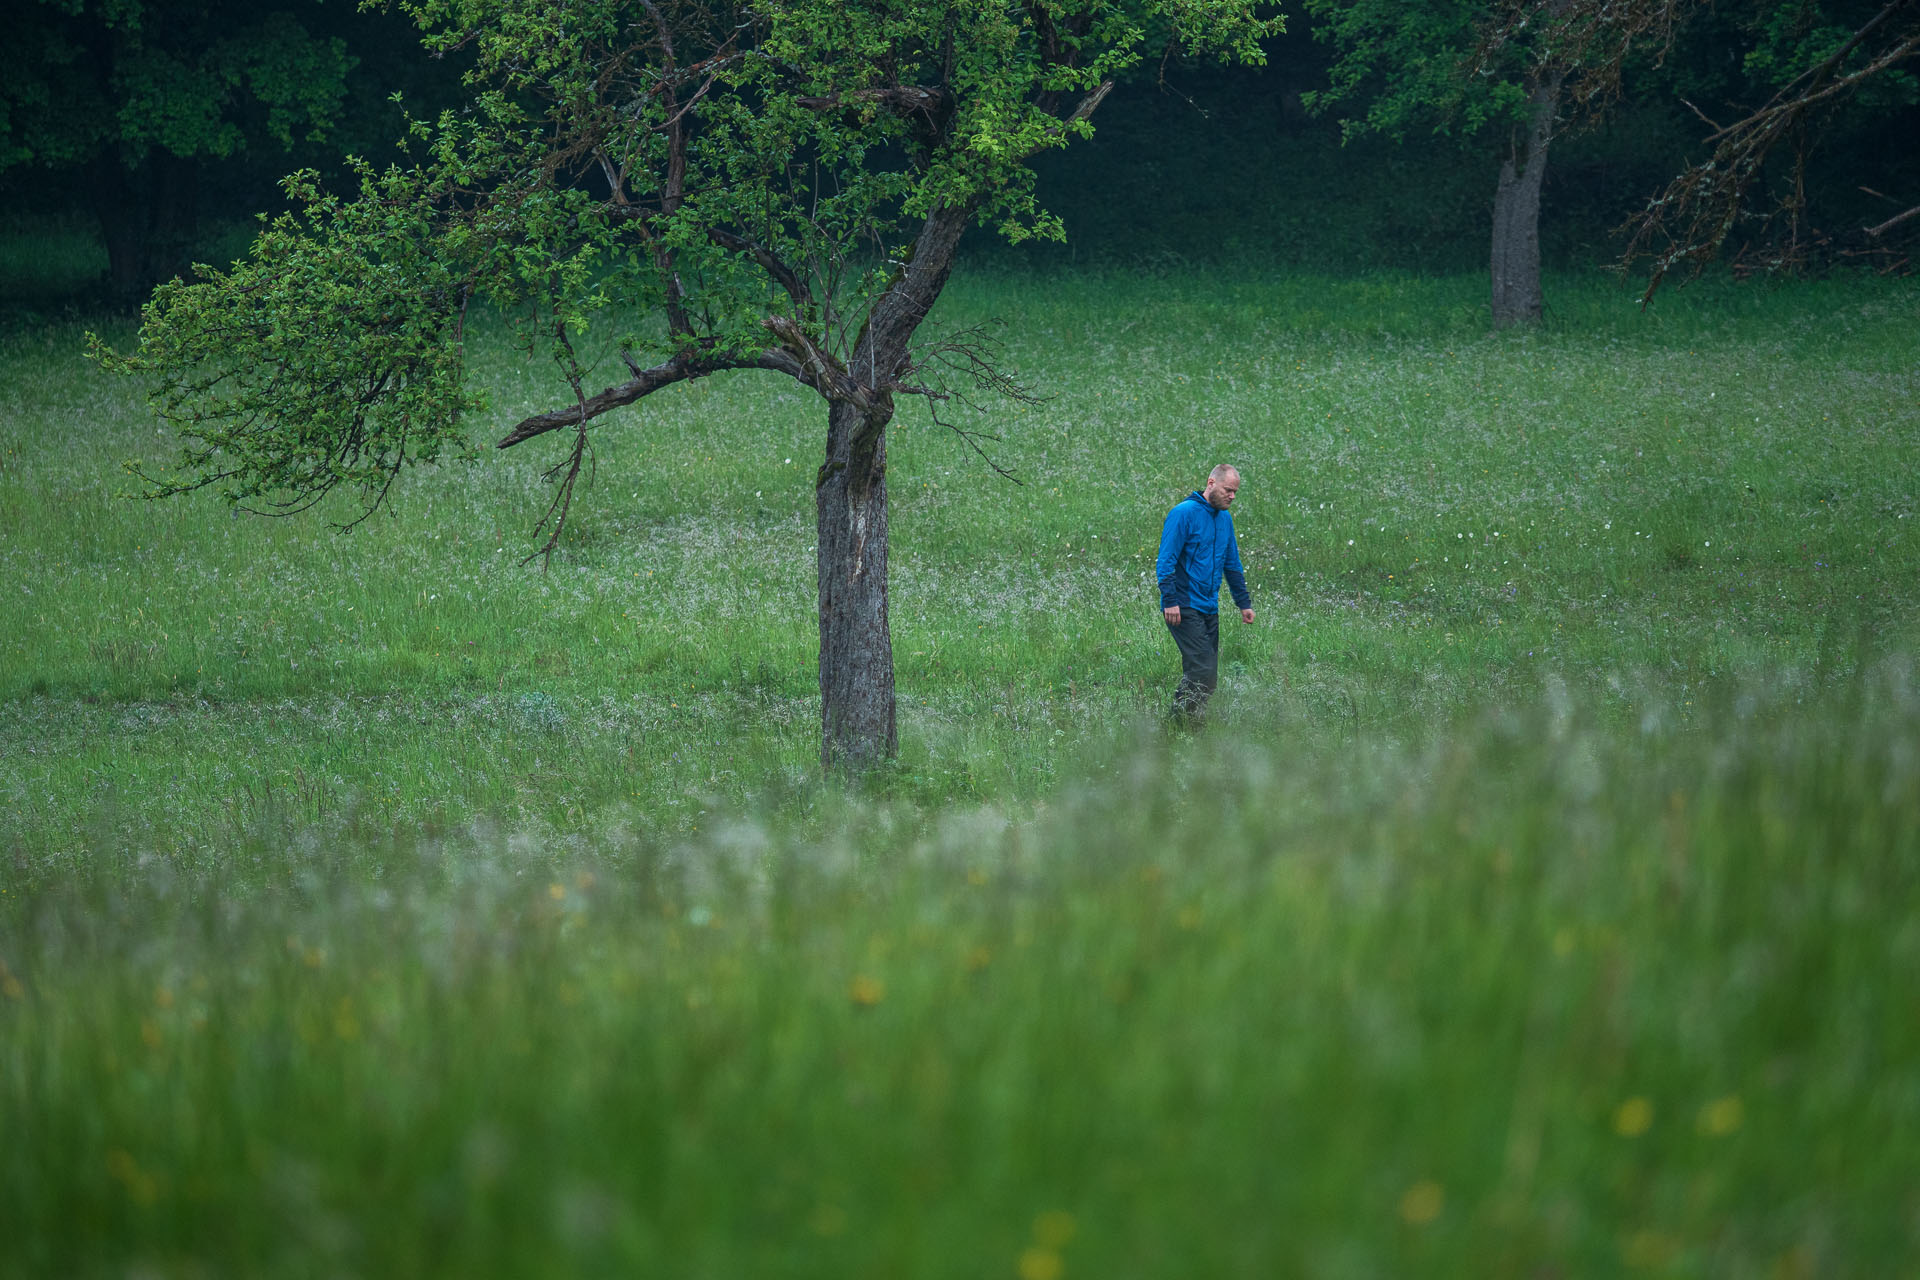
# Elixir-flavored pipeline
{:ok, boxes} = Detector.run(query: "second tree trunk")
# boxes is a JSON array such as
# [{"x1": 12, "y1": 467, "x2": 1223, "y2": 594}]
[{"x1": 1490, "y1": 73, "x2": 1562, "y2": 329}]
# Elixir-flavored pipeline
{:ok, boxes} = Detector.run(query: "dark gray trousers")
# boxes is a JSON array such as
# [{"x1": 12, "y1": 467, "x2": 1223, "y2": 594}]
[{"x1": 1166, "y1": 609, "x2": 1220, "y2": 720}]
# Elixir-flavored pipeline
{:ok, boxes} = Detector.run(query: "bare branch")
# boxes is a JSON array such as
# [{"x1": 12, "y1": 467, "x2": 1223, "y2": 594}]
[
  {"x1": 519, "y1": 313, "x2": 600, "y2": 567},
  {"x1": 795, "y1": 85, "x2": 955, "y2": 118},
  {"x1": 1705, "y1": 29, "x2": 1919, "y2": 145},
  {"x1": 1677, "y1": 96, "x2": 1723, "y2": 132},
  {"x1": 496, "y1": 346, "x2": 798, "y2": 449},
  {"x1": 525, "y1": 416, "x2": 594, "y2": 568},
  {"x1": 1725, "y1": 0, "x2": 1912, "y2": 134},
  {"x1": 923, "y1": 395, "x2": 1022, "y2": 483},
  {"x1": 888, "y1": 319, "x2": 1043, "y2": 484},
  {"x1": 1065, "y1": 79, "x2": 1114, "y2": 128},
  {"x1": 1868, "y1": 203, "x2": 1920, "y2": 238},
  {"x1": 1623, "y1": 0, "x2": 1920, "y2": 297},
  {"x1": 897, "y1": 320, "x2": 1042, "y2": 407}
]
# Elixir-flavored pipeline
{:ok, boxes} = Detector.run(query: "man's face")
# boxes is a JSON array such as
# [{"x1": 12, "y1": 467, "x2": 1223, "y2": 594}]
[{"x1": 1204, "y1": 472, "x2": 1240, "y2": 509}]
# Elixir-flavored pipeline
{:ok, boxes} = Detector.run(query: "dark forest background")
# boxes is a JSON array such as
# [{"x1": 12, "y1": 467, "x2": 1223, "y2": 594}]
[{"x1": 3, "y1": 0, "x2": 1916, "y2": 309}]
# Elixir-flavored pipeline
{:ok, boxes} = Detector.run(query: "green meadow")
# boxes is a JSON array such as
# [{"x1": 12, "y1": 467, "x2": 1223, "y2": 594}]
[{"x1": 4, "y1": 266, "x2": 1919, "y2": 1276}]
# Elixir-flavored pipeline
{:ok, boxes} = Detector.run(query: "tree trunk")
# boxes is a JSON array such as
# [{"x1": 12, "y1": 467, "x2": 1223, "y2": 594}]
[
  {"x1": 816, "y1": 394, "x2": 898, "y2": 770},
  {"x1": 1489, "y1": 72, "x2": 1562, "y2": 329},
  {"x1": 93, "y1": 152, "x2": 200, "y2": 300},
  {"x1": 807, "y1": 199, "x2": 973, "y2": 770}
]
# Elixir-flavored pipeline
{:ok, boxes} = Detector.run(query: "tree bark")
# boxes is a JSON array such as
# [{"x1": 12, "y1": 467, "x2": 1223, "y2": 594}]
[
  {"x1": 815, "y1": 394, "x2": 897, "y2": 770},
  {"x1": 1489, "y1": 72, "x2": 1562, "y2": 329}
]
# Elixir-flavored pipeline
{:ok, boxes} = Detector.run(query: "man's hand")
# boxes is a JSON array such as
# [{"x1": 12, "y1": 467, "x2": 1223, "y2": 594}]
[
  {"x1": 1241, "y1": 608, "x2": 1255, "y2": 624},
  {"x1": 1163, "y1": 605, "x2": 1181, "y2": 626}
]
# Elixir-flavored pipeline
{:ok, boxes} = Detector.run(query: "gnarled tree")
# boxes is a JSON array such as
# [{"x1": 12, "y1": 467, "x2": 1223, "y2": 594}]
[{"x1": 97, "y1": 0, "x2": 1278, "y2": 768}]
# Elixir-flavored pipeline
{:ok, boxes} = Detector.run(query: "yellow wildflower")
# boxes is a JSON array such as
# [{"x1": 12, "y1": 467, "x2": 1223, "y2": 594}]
[
  {"x1": 1017, "y1": 1247, "x2": 1063, "y2": 1280},
  {"x1": 1613, "y1": 1096, "x2": 1654, "y2": 1137},
  {"x1": 333, "y1": 997, "x2": 360, "y2": 1041},
  {"x1": 1398, "y1": 1180, "x2": 1444, "y2": 1226},
  {"x1": 105, "y1": 1149, "x2": 160, "y2": 1206},
  {"x1": 1697, "y1": 1095, "x2": 1744, "y2": 1137},
  {"x1": 1623, "y1": 1230, "x2": 1680, "y2": 1268}
]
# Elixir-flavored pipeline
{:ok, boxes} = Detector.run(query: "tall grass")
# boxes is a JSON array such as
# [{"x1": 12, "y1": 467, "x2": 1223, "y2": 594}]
[
  {"x1": 7, "y1": 669, "x2": 1919, "y2": 1276},
  {"x1": 4, "y1": 264, "x2": 1919, "y2": 1275}
]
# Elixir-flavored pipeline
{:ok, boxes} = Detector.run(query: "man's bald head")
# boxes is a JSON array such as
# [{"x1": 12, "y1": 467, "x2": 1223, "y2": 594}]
[{"x1": 1202, "y1": 465, "x2": 1241, "y2": 509}]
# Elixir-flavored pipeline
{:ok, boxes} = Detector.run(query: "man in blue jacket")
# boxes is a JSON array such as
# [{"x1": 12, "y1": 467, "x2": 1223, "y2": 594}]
[{"x1": 1156, "y1": 464, "x2": 1255, "y2": 723}]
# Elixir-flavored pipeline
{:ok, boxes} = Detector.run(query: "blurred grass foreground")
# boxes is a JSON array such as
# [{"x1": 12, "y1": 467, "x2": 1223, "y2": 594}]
[{"x1": 6, "y1": 662, "x2": 1918, "y2": 1277}]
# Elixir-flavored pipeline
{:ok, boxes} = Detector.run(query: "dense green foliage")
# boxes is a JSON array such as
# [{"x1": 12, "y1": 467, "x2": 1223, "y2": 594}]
[
  {"x1": 0, "y1": 0, "x2": 366, "y2": 294},
  {"x1": 7, "y1": 261, "x2": 1920, "y2": 1270},
  {"x1": 0, "y1": 0, "x2": 353, "y2": 171},
  {"x1": 6, "y1": 1, "x2": 1914, "y2": 293},
  {"x1": 1303, "y1": 0, "x2": 1512, "y2": 139},
  {"x1": 101, "y1": 163, "x2": 484, "y2": 517}
]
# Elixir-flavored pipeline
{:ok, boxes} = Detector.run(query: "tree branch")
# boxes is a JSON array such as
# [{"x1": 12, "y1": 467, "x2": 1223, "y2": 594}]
[
  {"x1": 795, "y1": 85, "x2": 955, "y2": 119},
  {"x1": 853, "y1": 200, "x2": 976, "y2": 382},
  {"x1": 637, "y1": 0, "x2": 696, "y2": 336},
  {"x1": 707, "y1": 227, "x2": 816, "y2": 311},
  {"x1": 763, "y1": 314, "x2": 873, "y2": 407},
  {"x1": 495, "y1": 347, "x2": 797, "y2": 449},
  {"x1": 1624, "y1": 0, "x2": 1920, "y2": 297},
  {"x1": 1064, "y1": 79, "x2": 1114, "y2": 128},
  {"x1": 1721, "y1": 0, "x2": 1911, "y2": 138},
  {"x1": 890, "y1": 319, "x2": 1040, "y2": 484},
  {"x1": 1704, "y1": 28, "x2": 1919, "y2": 145},
  {"x1": 1868, "y1": 203, "x2": 1920, "y2": 237}
]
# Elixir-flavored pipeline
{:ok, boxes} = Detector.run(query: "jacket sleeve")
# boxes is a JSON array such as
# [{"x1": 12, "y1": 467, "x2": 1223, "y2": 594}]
[
  {"x1": 1223, "y1": 520, "x2": 1252, "y2": 611},
  {"x1": 1155, "y1": 507, "x2": 1185, "y2": 609}
]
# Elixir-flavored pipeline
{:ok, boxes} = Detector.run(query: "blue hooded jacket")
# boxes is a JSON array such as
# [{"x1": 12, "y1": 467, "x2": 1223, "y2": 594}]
[{"x1": 1157, "y1": 490, "x2": 1252, "y2": 614}]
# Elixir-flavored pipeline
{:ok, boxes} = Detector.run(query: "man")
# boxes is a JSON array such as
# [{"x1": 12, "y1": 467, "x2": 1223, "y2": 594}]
[{"x1": 1156, "y1": 464, "x2": 1254, "y2": 723}]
